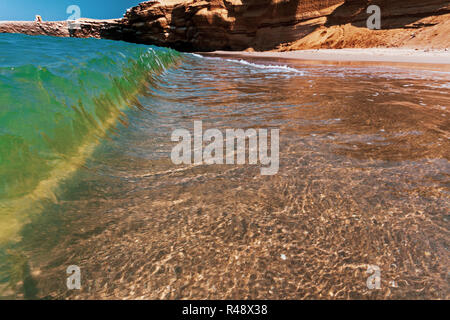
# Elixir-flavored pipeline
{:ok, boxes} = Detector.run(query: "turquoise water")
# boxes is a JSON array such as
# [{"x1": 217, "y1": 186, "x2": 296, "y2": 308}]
[{"x1": 0, "y1": 34, "x2": 181, "y2": 242}]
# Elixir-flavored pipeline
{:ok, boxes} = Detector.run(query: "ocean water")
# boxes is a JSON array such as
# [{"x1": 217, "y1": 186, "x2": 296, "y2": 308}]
[
  {"x1": 0, "y1": 34, "x2": 180, "y2": 244},
  {"x1": 0, "y1": 34, "x2": 449, "y2": 299}
]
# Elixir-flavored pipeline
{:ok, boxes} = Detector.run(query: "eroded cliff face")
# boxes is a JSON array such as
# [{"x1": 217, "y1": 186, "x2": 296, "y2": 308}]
[
  {"x1": 119, "y1": 0, "x2": 450, "y2": 50},
  {"x1": 282, "y1": 0, "x2": 450, "y2": 50},
  {"x1": 0, "y1": 0, "x2": 448, "y2": 51},
  {"x1": 120, "y1": 0, "x2": 345, "y2": 51}
]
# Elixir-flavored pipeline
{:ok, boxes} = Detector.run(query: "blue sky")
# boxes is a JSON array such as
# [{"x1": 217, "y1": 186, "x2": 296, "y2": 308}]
[{"x1": 0, "y1": 1, "x2": 143, "y2": 21}]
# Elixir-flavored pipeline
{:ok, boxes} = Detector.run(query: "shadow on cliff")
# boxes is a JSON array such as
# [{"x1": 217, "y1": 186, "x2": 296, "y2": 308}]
[
  {"x1": 85, "y1": 0, "x2": 449, "y2": 52},
  {"x1": 219, "y1": 0, "x2": 304, "y2": 51},
  {"x1": 326, "y1": 0, "x2": 450, "y2": 29},
  {"x1": 168, "y1": 0, "x2": 306, "y2": 51},
  {"x1": 165, "y1": 0, "x2": 449, "y2": 51}
]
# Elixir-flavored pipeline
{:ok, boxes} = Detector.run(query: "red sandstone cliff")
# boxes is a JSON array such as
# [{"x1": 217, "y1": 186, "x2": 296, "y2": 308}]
[
  {"x1": 283, "y1": 0, "x2": 450, "y2": 50},
  {"x1": 120, "y1": 0, "x2": 345, "y2": 51},
  {"x1": 0, "y1": 0, "x2": 448, "y2": 51}
]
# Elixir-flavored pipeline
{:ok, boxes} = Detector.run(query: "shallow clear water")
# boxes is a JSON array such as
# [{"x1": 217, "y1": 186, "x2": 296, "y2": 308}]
[
  {"x1": 0, "y1": 34, "x2": 180, "y2": 243},
  {"x1": 0, "y1": 35, "x2": 449, "y2": 299}
]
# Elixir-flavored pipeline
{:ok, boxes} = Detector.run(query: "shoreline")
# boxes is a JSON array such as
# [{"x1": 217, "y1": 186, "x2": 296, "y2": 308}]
[
  {"x1": 201, "y1": 48, "x2": 450, "y2": 71},
  {"x1": 1, "y1": 30, "x2": 449, "y2": 300}
]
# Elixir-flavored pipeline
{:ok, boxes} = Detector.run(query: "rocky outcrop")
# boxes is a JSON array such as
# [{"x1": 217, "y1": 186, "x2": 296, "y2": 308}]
[
  {"x1": 0, "y1": 21, "x2": 71, "y2": 37},
  {"x1": 0, "y1": 19, "x2": 123, "y2": 39},
  {"x1": 0, "y1": 1, "x2": 448, "y2": 51},
  {"x1": 120, "y1": 0, "x2": 345, "y2": 51}
]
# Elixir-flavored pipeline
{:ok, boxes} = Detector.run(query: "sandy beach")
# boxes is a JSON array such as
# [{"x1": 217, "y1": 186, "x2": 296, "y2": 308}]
[{"x1": 203, "y1": 49, "x2": 450, "y2": 69}]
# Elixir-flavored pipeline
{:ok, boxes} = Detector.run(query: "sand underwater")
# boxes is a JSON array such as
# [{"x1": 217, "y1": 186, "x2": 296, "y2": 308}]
[{"x1": 0, "y1": 34, "x2": 449, "y2": 299}]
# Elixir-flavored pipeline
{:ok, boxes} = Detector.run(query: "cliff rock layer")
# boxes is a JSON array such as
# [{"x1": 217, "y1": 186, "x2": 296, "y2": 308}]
[
  {"x1": 0, "y1": 0, "x2": 448, "y2": 51},
  {"x1": 283, "y1": 0, "x2": 450, "y2": 50},
  {"x1": 120, "y1": 0, "x2": 345, "y2": 51}
]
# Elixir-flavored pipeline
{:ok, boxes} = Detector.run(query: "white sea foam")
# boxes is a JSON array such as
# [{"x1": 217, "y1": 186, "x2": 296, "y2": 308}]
[
  {"x1": 225, "y1": 59, "x2": 305, "y2": 74},
  {"x1": 189, "y1": 53, "x2": 204, "y2": 58}
]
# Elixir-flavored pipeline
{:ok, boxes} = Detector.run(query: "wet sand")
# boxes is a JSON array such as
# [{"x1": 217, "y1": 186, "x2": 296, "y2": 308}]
[{"x1": 204, "y1": 49, "x2": 450, "y2": 70}]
